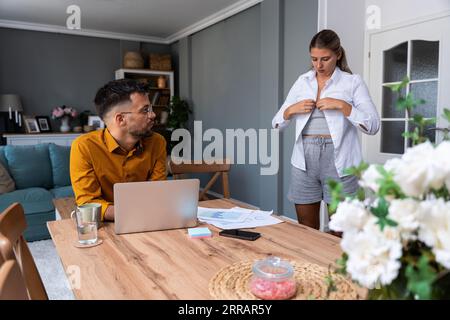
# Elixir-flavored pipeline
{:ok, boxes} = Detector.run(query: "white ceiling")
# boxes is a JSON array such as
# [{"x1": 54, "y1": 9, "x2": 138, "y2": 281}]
[{"x1": 0, "y1": 0, "x2": 262, "y2": 43}]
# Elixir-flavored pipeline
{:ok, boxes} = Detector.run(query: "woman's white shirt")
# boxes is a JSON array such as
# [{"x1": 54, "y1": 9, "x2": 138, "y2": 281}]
[{"x1": 272, "y1": 67, "x2": 380, "y2": 177}]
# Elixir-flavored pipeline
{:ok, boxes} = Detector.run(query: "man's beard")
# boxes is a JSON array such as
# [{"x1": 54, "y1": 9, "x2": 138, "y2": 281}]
[{"x1": 128, "y1": 127, "x2": 153, "y2": 138}]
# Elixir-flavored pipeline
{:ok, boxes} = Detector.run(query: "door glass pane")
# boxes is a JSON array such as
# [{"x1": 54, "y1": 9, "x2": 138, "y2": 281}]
[
  {"x1": 410, "y1": 81, "x2": 437, "y2": 118},
  {"x1": 411, "y1": 40, "x2": 439, "y2": 80},
  {"x1": 382, "y1": 86, "x2": 406, "y2": 118},
  {"x1": 383, "y1": 42, "x2": 408, "y2": 83},
  {"x1": 407, "y1": 122, "x2": 436, "y2": 146},
  {"x1": 381, "y1": 121, "x2": 405, "y2": 154}
]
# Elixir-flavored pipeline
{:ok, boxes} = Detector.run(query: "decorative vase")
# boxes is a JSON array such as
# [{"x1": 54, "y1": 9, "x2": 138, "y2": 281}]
[
  {"x1": 157, "y1": 76, "x2": 166, "y2": 88},
  {"x1": 60, "y1": 116, "x2": 70, "y2": 132}
]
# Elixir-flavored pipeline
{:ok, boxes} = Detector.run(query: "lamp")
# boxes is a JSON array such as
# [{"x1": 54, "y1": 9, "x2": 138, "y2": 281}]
[{"x1": 0, "y1": 94, "x2": 23, "y2": 127}]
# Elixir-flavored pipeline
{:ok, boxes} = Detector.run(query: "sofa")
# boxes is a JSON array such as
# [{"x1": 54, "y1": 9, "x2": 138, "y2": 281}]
[{"x1": 0, "y1": 143, "x2": 74, "y2": 241}]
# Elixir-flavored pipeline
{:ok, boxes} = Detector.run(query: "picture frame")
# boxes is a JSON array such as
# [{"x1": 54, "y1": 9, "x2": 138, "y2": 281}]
[
  {"x1": 88, "y1": 115, "x2": 105, "y2": 130},
  {"x1": 24, "y1": 116, "x2": 40, "y2": 133},
  {"x1": 35, "y1": 116, "x2": 52, "y2": 132}
]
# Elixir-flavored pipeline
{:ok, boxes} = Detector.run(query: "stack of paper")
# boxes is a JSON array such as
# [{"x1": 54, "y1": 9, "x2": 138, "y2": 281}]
[
  {"x1": 197, "y1": 206, "x2": 283, "y2": 230},
  {"x1": 188, "y1": 227, "x2": 212, "y2": 239}
]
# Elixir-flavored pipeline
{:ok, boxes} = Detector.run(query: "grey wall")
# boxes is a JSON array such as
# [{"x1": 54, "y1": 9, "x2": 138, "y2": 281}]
[
  {"x1": 190, "y1": 5, "x2": 261, "y2": 205},
  {"x1": 326, "y1": 0, "x2": 366, "y2": 75},
  {"x1": 0, "y1": 28, "x2": 120, "y2": 130},
  {"x1": 281, "y1": 0, "x2": 319, "y2": 219},
  {"x1": 0, "y1": 28, "x2": 172, "y2": 131},
  {"x1": 174, "y1": 0, "x2": 318, "y2": 217}
]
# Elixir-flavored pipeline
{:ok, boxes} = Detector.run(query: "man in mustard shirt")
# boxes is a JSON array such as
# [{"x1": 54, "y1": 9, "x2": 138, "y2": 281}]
[{"x1": 70, "y1": 79, "x2": 167, "y2": 221}]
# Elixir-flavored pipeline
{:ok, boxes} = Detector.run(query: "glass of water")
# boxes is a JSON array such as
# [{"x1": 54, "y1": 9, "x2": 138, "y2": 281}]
[{"x1": 71, "y1": 204, "x2": 100, "y2": 245}]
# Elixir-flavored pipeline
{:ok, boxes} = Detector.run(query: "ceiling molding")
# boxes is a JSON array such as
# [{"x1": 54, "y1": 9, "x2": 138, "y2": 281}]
[
  {"x1": 0, "y1": 18, "x2": 167, "y2": 43},
  {"x1": 165, "y1": 0, "x2": 263, "y2": 43},
  {"x1": 0, "y1": 0, "x2": 263, "y2": 45}
]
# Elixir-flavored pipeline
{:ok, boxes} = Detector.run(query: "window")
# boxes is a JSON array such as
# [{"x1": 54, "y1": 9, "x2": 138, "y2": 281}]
[{"x1": 380, "y1": 40, "x2": 439, "y2": 154}]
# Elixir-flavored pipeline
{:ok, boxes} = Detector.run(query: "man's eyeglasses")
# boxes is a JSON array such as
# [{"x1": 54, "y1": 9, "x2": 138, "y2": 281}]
[{"x1": 120, "y1": 106, "x2": 154, "y2": 116}]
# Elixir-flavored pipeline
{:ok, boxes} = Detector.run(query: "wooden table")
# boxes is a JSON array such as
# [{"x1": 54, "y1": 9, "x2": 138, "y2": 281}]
[{"x1": 48, "y1": 199, "x2": 342, "y2": 299}]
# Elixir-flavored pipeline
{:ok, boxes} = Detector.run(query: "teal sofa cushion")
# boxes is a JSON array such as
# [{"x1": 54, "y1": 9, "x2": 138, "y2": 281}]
[
  {"x1": 50, "y1": 186, "x2": 74, "y2": 198},
  {"x1": 48, "y1": 143, "x2": 71, "y2": 187},
  {"x1": 0, "y1": 187, "x2": 54, "y2": 215},
  {"x1": 4, "y1": 144, "x2": 53, "y2": 189}
]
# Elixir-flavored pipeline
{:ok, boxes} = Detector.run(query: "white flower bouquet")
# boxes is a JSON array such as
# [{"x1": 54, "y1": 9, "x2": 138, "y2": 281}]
[{"x1": 328, "y1": 141, "x2": 450, "y2": 299}]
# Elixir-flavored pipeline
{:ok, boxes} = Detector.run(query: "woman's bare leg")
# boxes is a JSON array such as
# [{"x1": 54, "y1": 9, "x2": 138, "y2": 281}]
[{"x1": 295, "y1": 202, "x2": 321, "y2": 229}]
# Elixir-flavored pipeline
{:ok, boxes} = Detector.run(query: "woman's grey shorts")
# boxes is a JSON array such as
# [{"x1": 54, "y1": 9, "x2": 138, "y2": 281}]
[{"x1": 287, "y1": 136, "x2": 359, "y2": 205}]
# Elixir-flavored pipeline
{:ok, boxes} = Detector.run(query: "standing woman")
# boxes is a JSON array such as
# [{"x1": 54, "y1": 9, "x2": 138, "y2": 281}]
[{"x1": 272, "y1": 29, "x2": 380, "y2": 230}]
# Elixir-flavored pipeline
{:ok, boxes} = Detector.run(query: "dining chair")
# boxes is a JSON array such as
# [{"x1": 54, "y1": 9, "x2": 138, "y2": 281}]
[
  {"x1": 0, "y1": 253, "x2": 29, "y2": 300},
  {"x1": 169, "y1": 159, "x2": 231, "y2": 200},
  {"x1": 0, "y1": 203, "x2": 48, "y2": 300}
]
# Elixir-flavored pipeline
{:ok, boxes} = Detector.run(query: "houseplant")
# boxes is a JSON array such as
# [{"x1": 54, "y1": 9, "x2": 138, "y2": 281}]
[
  {"x1": 327, "y1": 78, "x2": 450, "y2": 299},
  {"x1": 167, "y1": 96, "x2": 192, "y2": 130},
  {"x1": 165, "y1": 96, "x2": 192, "y2": 153},
  {"x1": 52, "y1": 105, "x2": 78, "y2": 132}
]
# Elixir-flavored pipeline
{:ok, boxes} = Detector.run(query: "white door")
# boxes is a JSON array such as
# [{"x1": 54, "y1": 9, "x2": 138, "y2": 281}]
[{"x1": 364, "y1": 14, "x2": 450, "y2": 164}]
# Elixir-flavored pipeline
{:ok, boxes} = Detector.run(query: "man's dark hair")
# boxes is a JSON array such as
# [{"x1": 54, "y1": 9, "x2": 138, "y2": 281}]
[{"x1": 94, "y1": 79, "x2": 148, "y2": 120}]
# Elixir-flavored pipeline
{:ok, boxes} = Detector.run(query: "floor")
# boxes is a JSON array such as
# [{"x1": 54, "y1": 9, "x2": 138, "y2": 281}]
[{"x1": 28, "y1": 239, "x2": 75, "y2": 300}]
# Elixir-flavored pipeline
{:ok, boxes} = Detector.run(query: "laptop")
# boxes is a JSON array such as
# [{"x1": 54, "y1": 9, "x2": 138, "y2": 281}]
[{"x1": 114, "y1": 179, "x2": 200, "y2": 234}]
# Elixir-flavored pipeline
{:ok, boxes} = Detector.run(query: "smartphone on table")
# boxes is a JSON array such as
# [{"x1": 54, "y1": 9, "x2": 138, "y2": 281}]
[{"x1": 219, "y1": 229, "x2": 261, "y2": 241}]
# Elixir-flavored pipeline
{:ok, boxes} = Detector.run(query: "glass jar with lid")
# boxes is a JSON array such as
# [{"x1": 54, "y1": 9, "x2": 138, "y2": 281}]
[{"x1": 249, "y1": 256, "x2": 297, "y2": 300}]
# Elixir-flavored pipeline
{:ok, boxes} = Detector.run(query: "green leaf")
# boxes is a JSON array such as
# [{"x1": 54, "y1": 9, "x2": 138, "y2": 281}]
[
  {"x1": 343, "y1": 162, "x2": 369, "y2": 179},
  {"x1": 386, "y1": 76, "x2": 409, "y2": 92},
  {"x1": 405, "y1": 254, "x2": 437, "y2": 300},
  {"x1": 412, "y1": 114, "x2": 424, "y2": 123},
  {"x1": 397, "y1": 93, "x2": 425, "y2": 111},
  {"x1": 335, "y1": 253, "x2": 348, "y2": 275},
  {"x1": 370, "y1": 197, "x2": 389, "y2": 217},
  {"x1": 327, "y1": 179, "x2": 344, "y2": 214},
  {"x1": 375, "y1": 166, "x2": 405, "y2": 199},
  {"x1": 325, "y1": 266, "x2": 338, "y2": 299},
  {"x1": 423, "y1": 117, "x2": 437, "y2": 126},
  {"x1": 443, "y1": 108, "x2": 450, "y2": 122},
  {"x1": 370, "y1": 197, "x2": 398, "y2": 231},
  {"x1": 356, "y1": 187, "x2": 366, "y2": 201}
]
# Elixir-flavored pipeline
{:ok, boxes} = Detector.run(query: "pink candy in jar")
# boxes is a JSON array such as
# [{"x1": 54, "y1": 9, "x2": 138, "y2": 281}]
[{"x1": 249, "y1": 257, "x2": 297, "y2": 300}]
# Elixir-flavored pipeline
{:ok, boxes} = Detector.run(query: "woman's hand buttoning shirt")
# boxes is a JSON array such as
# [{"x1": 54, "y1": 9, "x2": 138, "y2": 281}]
[
  {"x1": 283, "y1": 99, "x2": 316, "y2": 120},
  {"x1": 316, "y1": 97, "x2": 352, "y2": 117}
]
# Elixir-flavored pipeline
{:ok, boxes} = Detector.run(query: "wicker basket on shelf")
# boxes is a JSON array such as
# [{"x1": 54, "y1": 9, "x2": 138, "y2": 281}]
[
  {"x1": 123, "y1": 51, "x2": 144, "y2": 69},
  {"x1": 149, "y1": 53, "x2": 172, "y2": 71}
]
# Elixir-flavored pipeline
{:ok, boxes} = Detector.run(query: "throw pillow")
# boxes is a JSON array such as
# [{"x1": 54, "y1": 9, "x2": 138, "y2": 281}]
[
  {"x1": 0, "y1": 162, "x2": 15, "y2": 194},
  {"x1": 4, "y1": 144, "x2": 53, "y2": 189},
  {"x1": 48, "y1": 143, "x2": 71, "y2": 188}
]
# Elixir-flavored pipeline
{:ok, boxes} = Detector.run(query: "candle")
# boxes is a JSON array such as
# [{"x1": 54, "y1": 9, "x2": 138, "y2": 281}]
[
  {"x1": 15, "y1": 110, "x2": 18, "y2": 123},
  {"x1": 9, "y1": 107, "x2": 12, "y2": 119}
]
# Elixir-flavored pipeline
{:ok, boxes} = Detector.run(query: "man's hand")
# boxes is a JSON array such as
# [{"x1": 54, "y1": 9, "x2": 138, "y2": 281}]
[
  {"x1": 316, "y1": 98, "x2": 352, "y2": 117},
  {"x1": 283, "y1": 99, "x2": 316, "y2": 120},
  {"x1": 104, "y1": 205, "x2": 115, "y2": 221}
]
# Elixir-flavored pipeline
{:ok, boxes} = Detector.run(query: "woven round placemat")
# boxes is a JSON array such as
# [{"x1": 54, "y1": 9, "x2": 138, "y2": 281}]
[{"x1": 209, "y1": 260, "x2": 361, "y2": 300}]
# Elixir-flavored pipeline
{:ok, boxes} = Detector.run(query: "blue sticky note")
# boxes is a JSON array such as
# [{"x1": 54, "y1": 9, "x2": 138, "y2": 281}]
[{"x1": 188, "y1": 227, "x2": 212, "y2": 238}]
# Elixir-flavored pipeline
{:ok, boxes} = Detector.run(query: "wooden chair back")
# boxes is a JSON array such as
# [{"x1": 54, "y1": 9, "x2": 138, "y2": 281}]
[
  {"x1": 169, "y1": 160, "x2": 231, "y2": 200},
  {"x1": 0, "y1": 253, "x2": 29, "y2": 300},
  {"x1": 0, "y1": 203, "x2": 48, "y2": 300}
]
